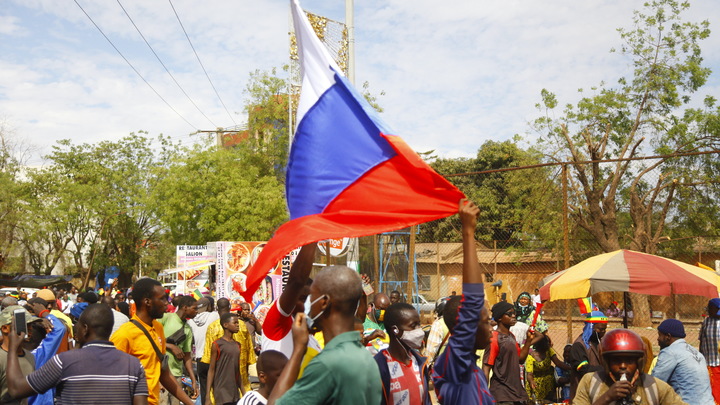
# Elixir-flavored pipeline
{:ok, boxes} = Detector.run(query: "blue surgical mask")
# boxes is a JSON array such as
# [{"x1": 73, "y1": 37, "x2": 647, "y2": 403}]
[{"x1": 304, "y1": 294, "x2": 327, "y2": 331}]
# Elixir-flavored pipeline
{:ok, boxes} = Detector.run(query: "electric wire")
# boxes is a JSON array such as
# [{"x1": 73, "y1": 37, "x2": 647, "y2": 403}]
[
  {"x1": 168, "y1": 0, "x2": 238, "y2": 126},
  {"x1": 72, "y1": 0, "x2": 198, "y2": 131},
  {"x1": 115, "y1": 0, "x2": 218, "y2": 128}
]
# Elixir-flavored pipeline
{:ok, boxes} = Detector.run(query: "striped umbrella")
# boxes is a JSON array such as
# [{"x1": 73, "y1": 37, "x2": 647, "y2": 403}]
[{"x1": 539, "y1": 249, "x2": 720, "y2": 302}]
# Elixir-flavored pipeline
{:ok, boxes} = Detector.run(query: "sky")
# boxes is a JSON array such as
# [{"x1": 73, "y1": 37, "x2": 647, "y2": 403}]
[{"x1": 2, "y1": 0, "x2": 719, "y2": 165}]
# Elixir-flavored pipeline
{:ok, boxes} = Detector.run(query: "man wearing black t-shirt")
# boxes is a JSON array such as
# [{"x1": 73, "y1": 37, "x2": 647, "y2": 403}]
[{"x1": 482, "y1": 302, "x2": 540, "y2": 405}]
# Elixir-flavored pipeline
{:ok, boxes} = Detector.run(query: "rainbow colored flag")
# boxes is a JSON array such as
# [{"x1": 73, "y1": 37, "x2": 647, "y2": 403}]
[{"x1": 577, "y1": 297, "x2": 593, "y2": 314}]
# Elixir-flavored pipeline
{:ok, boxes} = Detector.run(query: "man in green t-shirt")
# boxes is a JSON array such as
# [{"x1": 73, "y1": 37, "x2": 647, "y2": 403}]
[
  {"x1": 160, "y1": 295, "x2": 199, "y2": 405},
  {"x1": 268, "y1": 265, "x2": 382, "y2": 405}
]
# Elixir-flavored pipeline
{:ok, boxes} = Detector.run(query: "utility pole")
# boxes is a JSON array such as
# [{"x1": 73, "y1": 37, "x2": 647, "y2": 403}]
[
  {"x1": 562, "y1": 164, "x2": 572, "y2": 342},
  {"x1": 194, "y1": 128, "x2": 236, "y2": 148},
  {"x1": 406, "y1": 226, "x2": 416, "y2": 307}
]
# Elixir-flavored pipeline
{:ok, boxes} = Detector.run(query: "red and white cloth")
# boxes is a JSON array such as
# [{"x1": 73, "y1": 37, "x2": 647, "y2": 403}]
[{"x1": 260, "y1": 300, "x2": 321, "y2": 358}]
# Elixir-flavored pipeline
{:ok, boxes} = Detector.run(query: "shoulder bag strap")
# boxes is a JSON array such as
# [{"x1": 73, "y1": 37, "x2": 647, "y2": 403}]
[
  {"x1": 166, "y1": 325, "x2": 187, "y2": 345},
  {"x1": 431, "y1": 331, "x2": 451, "y2": 364},
  {"x1": 131, "y1": 319, "x2": 165, "y2": 362}
]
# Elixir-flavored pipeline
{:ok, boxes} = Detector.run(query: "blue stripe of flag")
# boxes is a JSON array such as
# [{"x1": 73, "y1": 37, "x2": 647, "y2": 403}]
[{"x1": 286, "y1": 71, "x2": 396, "y2": 219}]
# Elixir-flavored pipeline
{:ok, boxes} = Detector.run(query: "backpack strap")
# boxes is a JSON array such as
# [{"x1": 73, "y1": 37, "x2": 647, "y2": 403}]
[
  {"x1": 433, "y1": 332, "x2": 450, "y2": 363},
  {"x1": 131, "y1": 319, "x2": 165, "y2": 364},
  {"x1": 641, "y1": 374, "x2": 659, "y2": 405},
  {"x1": 588, "y1": 373, "x2": 603, "y2": 403}
]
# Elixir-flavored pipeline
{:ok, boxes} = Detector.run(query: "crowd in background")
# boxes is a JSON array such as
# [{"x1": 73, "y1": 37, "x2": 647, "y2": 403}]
[{"x1": 0, "y1": 200, "x2": 717, "y2": 405}]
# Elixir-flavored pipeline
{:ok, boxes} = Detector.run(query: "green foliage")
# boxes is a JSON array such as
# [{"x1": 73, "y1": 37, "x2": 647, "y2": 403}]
[
  {"x1": 361, "y1": 81, "x2": 385, "y2": 113},
  {"x1": 244, "y1": 67, "x2": 292, "y2": 181},
  {"x1": 0, "y1": 124, "x2": 24, "y2": 271},
  {"x1": 422, "y1": 140, "x2": 562, "y2": 248},
  {"x1": 20, "y1": 132, "x2": 178, "y2": 278},
  {"x1": 151, "y1": 141, "x2": 288, "y2": 244}
]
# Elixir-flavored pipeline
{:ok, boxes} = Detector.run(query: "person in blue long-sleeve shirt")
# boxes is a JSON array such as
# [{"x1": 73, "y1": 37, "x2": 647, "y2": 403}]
[
  {"x1": 26, "y1": 297, "x2": 67, "y2": 405},
  {"x1": 431, "y1": 199, "x2": 495, "y2": 405}
]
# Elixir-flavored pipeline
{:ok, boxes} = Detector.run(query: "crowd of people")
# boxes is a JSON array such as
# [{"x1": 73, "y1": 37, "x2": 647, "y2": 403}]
[{"x1": 0, "y1": 199, "x2": 718, "y2": 404}]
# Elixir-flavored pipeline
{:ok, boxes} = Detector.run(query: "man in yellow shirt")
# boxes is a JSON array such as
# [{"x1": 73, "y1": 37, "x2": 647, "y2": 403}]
[
  {"x1": 201, "y1": 297, "x2": 256, "y2": 399},
  {"x1": 111, "y1": 278, "x2": 194, "y2": 405}
]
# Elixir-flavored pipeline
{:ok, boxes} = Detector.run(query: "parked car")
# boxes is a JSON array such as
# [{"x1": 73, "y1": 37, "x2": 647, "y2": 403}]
[
  {"x1": 435, "y1": 296, "x2": 452, "y2": 314},
  {"x1": 411, "y1": 294, "x2": 436, "y2": 313},
  {"x1": 0, "y1": 287, "x2": 39, "y2": 297}
]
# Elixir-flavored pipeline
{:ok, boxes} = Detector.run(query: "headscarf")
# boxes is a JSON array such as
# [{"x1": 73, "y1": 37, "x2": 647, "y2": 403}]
[
  {"x1": 514, "y1": 292, "x2": 534, "y2": 323},
  {"x1": 581, "y1": 310, "x2": 608, "y2": 348}
]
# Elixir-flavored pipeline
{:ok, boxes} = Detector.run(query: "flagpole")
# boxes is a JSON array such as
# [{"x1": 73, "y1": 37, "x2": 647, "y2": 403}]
[
  {"x1": 288, "y1": 7, "x2": 294, "y2": 153},
  {"x1": 345, "y1": 0, "x2": 355, "y2": 85},
  {"x1": 345, "y1": 0, "x2": 362, "y2": 273}
]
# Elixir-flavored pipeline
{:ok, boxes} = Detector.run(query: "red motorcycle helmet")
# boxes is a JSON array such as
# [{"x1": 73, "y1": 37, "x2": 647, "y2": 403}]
[{"x1": 600, "y1": 329, "x2": 645, "y2": 358}]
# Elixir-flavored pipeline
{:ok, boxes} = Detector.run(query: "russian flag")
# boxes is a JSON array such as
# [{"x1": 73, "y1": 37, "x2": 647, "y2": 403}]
[{"x1": 240, "y1": 0, "x2": 464, "y2": 302}]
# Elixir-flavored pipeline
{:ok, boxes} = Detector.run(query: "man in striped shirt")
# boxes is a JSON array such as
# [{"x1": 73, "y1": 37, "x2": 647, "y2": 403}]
[{"x1": 5, "y1": 303, "x2": 149, "y2": 405}]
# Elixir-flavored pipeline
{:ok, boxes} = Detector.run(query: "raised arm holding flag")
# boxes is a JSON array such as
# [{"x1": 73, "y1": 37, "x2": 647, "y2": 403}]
[{"x1": 241, "y1": 0, "x2": 464, "y2": 303}]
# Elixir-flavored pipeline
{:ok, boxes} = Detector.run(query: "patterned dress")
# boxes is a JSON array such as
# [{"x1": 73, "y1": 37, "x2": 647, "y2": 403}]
[{"x1": 525, "y1": 347, "x2": 557, "y2": 401}]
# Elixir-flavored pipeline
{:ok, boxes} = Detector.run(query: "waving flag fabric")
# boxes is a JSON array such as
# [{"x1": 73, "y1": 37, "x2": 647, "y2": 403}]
[
  {"x1": 240, "y1": 0, "x2": 464, "y2": 302},
  {"x1": 577, "y1": 297, "x2": 593, "y2": 315}
]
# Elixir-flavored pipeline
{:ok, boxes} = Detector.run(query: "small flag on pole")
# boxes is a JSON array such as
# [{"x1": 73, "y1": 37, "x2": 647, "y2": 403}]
[
  {"x1": 191, "y1": 289, "x2": 203, "y2": 300},
  {"x1": 577, "y1": 297, "x2": 593, "y2": 314}
]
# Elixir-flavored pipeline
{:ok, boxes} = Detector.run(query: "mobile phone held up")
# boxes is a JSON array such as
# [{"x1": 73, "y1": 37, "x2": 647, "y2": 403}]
[{"x1": 13, "y1": 308, "x2": 26, "y2": 336}]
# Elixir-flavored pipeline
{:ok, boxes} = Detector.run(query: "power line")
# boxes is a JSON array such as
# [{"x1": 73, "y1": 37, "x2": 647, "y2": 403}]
[
  {"x1": 72, "y1": 0, "x2": 198, "y2": 131},
  {"x1": 444, "y1": 149, "x2": 720, "y2": 177},
  {"x1": 168, "y1": 0, "x2": 238, "y2": 126},
  {"x1": 115, "y1": 0, "x2": 218, "y2": 128}
]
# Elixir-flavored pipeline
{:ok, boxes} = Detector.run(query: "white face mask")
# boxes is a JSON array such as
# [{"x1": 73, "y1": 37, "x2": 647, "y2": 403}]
[
  {"x1": 396, "y1": 327, "x2": 425, "y2": 350},
  {"x1": 304, "y1": 294, "x2": 326, "y2": 331}
]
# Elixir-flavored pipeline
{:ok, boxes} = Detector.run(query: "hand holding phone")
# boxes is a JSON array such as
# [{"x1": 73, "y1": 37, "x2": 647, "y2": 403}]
[{"x1": 13, "y1": 309, "x2": 27, "y2": 336}]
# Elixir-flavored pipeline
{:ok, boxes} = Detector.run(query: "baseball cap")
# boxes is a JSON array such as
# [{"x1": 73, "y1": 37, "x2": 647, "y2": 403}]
[
  {"x1": 36, "y1": 289, "x2": 56, "y2": 302},
  {"x1": 0, "y1": 305, "x2": 40, "y2": 326}
]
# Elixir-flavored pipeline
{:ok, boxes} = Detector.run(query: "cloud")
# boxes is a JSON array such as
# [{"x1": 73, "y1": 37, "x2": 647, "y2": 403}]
[
  {"x1": 0, "y1": 15, "x2": 25, "y2": 35},
  {"x1": 1, "y1": 0, "x2": 719, "y2": 163}
]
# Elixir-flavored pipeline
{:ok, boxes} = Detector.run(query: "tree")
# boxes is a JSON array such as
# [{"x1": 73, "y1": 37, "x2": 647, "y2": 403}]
[
  {"x1": 532, "y1": 0, "x2": 716, "y2": 326},
  {"x1": 25, "y1": 133, "x2": 176, "y2": 286},
  {"x1": 18, "y1": 170, "x2": 74, "y2": 275},
  {"x1": 423, "y1": 140, "x2": 563, "y2": 250},
  {"x1": 243, "y1": 67, "x2": 293, "y2": 182},
  {"x1": 0, "y1": 122, "x2": 25, "y2": 272},
  {"x1": 151, "y1": 140, "x2": 288, "y2": 245}
]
